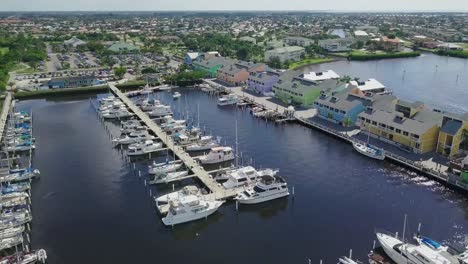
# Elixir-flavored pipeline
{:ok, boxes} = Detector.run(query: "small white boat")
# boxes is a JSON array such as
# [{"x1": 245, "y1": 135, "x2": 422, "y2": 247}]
[
  {"x1": 127, "y1": 140, "x2": 162, "y2": 156},
  {"x1": 0, "y1": 235, "x2": 23, "y2": 251},
  {"x1": 186, "y1": 136, "x2": 219, "y2": 152},
  {"x1": 0, "y1": 226, "x2": 25, "y2": 239},
  {"x1": 352, "y1": 142, "x2": 385, "y2": 160},
  {"x1": 139, "y1": 99, "x2": 161, "y2": 111},
  {"x1": 150, "y1": 171, "x2": 189, "y2": 184},
  {"x1": 198, "y1": 147, "x2": 235, "y2": 165},
  {"x1": 217, "y1": 94, "x2": 239, "y2": 106},
  {"x1": 158, "y1": 84, "x2": 172, "y2": 91},
  {"x1": 6, "y1": 142, "x2": 35, "y2": 152},
  {"x1": 161, "y1": 196, "x2": 224, "y2": 226},
  {"x1": 148, "y1": 162, "x2": 183, "y2": 175},
  {"x1": 221, "y1": 166, "x2": 276, "y2": 189},
  {"x1": 112, "y1": 131, "x2": 155, "y2": 145},
  {"x1": 102, "y1": 109, "x2": 133, "y2": 119},
  {"x1": 173, "y1": 92, "x2": 181, "y2": 99},
  {"x1": 236, "y1": 174, "x2": 289, "y2": 204},
  {"x1": 148, "y1": 105, "x2": 173, "y2": 117},
  {"x1": 0, "y1": 249, "x2": 48, "y2": 264},
  {"x1": 155, "y1": 185, "x2": 203, "y2": 204}
]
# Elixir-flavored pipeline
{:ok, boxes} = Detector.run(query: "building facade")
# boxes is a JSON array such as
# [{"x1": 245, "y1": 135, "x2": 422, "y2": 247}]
[
  {"x1": 247, "y1": 70, "x2": 280, "y2": 95},
  {"x1": 436, "y1": 113, "x2": 468, "y2": 157},
  {"x1": 217, "y1": 60, "x2": 265, "y2": 86},
  {"x1": 264, "y1": 46, "x2": 305, "y2": 63},
  {"x1": 47, "y1": 75, "x2": 98, "y2": 89},
  {"x1": 318, "y1": 38, "x2": 355, "y2": 52}
]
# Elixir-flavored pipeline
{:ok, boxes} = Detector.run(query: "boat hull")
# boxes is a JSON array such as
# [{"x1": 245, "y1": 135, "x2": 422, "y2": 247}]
[
  {"x1": 238, "y1": 190, "x2": 290, "y2": 204},
  {"x1": 161, "y1": 202, "x2": 223, "y2": 226},
  {"x1": 352, "y1": 142, "x2": 385, "y2": 160}
]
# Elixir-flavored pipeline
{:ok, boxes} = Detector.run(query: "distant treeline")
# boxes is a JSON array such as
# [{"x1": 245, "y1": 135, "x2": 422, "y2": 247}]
[
  {"x1": 348, "y1": 51, "x2": 421, "y2": 61},
  {"x1": 436, "y1": 49, "x2": 468, "y2": 59}
]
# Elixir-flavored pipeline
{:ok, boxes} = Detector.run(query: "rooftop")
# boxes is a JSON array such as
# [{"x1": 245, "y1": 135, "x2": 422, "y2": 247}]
[
  {"x1": 303, "y1": 70, "x2": 340, "y2": 82},
  {"x1": 349, "y1": 78, "x2": 385, "y2": 92}
]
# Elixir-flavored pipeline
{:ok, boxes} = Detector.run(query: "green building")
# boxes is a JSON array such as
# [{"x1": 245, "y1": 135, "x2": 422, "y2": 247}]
[
  {"x1": 108, "y1": 42, "x2": 140, "y2": 53},
  {"x1": 192, "y1": 57, "x2": 227, "y2": 78},
  {"x1": 273, "y1": 71, "x2": 343, "y2": 107}
]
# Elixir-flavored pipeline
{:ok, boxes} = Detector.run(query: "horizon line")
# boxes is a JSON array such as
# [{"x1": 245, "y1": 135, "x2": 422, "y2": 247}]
[{"x1": 1, "y1": 9, "x2": 468, "y2": 13}]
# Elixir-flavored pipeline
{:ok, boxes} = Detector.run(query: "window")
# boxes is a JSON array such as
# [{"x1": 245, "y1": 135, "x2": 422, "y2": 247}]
[
  {"x1": 403, "y1": 131, "x2": 409, "y2": 136},
  {"x1": 372, "y1": 121, "x2": 377, "y2": 125},
  {"x1": 396, "y1": 129, "x2": 402, "y2": 134},
  {"x1": 412, "y1": 134, "x2": 420, "y2": 139},
  {"x1": 388, "y1": 126, "x2": 394, "y2": 131}
]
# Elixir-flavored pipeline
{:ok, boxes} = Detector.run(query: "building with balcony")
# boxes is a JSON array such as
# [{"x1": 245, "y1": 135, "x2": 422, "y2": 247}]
[
  {"x1": 436, "y1": 112, "x2": 468, "y2": 157},
  {"x1": 318, "y1": 38, "x2": 355, "y2": 52},
  {"x1": 216, "y1": 60, "x2": 266, "y2": 86},
  {"x1": 247, "y1": 70, "x2": 281, "y2": 95},
  {"x1": 284, "y1": 36, "x2": 314, "y2": 47},
  {"x1": 357, "y1": 100, "x2": 442, "y2": 154}
]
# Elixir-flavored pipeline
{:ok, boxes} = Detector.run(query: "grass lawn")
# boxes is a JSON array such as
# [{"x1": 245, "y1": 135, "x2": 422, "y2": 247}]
[
  {"x1": 0, "y1": 47, "x2": 9, "y2": 55},
  {"x1": 289, "y1": 57, "x2": 335, "y2": 70}
]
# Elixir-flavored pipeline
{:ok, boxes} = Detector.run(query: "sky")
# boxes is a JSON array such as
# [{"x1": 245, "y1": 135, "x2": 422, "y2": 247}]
[{"x1": 1, "y1": 0, "x2": 467, "y2": 12}]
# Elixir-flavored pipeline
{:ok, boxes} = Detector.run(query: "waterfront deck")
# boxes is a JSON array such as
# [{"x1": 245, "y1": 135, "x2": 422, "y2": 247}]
[{"x1": 108, "y1": 84, "x2": 240, "y2": 200}]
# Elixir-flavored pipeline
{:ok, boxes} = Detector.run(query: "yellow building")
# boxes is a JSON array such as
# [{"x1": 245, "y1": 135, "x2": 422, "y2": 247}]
[
  {"x1": 436, "y1": 113, "x2": 468, "y2": 157},
  {"x1": 358, "y1": 100, "x2": 442, "y2": 154}
]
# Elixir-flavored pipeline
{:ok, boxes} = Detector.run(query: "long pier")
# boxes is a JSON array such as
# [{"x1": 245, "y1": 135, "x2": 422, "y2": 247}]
[
  {"x1": 108, "y1": 84, "x2": 239, "y2": 200},
  {"x1": 0, "y1": 92, "x2": 13, "y2": 144}
]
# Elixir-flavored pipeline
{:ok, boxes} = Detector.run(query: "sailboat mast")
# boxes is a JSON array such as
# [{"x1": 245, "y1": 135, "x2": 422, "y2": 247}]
[
  {"x1": 197, "y1": 103, "x2": 200, "y2": 128},
  {"x1": 235, "y1": 119, "x2": 238, "y2": 168}
]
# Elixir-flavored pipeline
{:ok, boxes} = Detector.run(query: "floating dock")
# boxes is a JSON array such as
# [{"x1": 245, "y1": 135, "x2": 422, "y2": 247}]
[
  {"x1": 108, "y1": 84, "x2": 240, "y2": 200},
  {"x1": 0, "y1": 92, "x2": 13, "y2": 144}
]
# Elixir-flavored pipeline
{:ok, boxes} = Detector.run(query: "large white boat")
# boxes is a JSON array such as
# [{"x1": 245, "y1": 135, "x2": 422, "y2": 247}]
[
  {"x1": 148, "y1": 105, "x2": 173, "y2": 117},
  {"x1": 140, "y1": 99, "x2": 161, "y2": 112},
  {"x1": 155, "y1": 185, "x2": 204, "y2": 205},
  {"x1": 0, "y1": 226, "x2": 25, "y2": 239},
  {"x1": 148, "y1": 161, "x2": 183, "y2": 175},
  {"x1": 352, "y1": 142, "x2": 385, "y2": 160},
  {"x1": 112, "y1": 131, "x2": 155, "y2": 145},
  {"x1": 198, "y1": 147, "x2": 234, "y2": 165},
  {"x1": 185, "y1": 136, "x2": 219, "y2": 152},
  {"x1": 102, "y1": 109, "x2": 133, "y2": 119},
  {"x1": 375, "y1": 231, "x2": 467, "y2": 264},
  {"x1": 127, "y1": 140, "x2": 162, "y2": 156},
  {"x1": 236, "y1": 174, "x2": 289, "y2": 204},
  {"x1": 217, "y1": 94, "x2": 239, "y2": 106},
  {"x1": 221, "y1": 166, "x2": 278, "y2": 189},
  {"x1": 0, "y1": 235, "x2": 23, "y2": 251},
  {"x1": 161, "y1": 196, "x2": 224, "y2": 226},
  {"x1": 150, "y1": 170, "x2": 189, "y2": 184}
]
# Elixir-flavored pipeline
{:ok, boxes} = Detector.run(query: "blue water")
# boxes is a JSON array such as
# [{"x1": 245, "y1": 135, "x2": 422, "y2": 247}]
[{"x1": 18, "y1": 87, "x2": 468, "y2": 264}]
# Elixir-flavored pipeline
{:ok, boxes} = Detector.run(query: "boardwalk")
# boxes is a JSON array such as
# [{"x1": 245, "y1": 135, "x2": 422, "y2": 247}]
[
  {"x1": 0, "y1": 92, "x2": 13, "y2": 144},
  {"x1": 108, "y1": 84, "x2": 239, "y2": 200}
]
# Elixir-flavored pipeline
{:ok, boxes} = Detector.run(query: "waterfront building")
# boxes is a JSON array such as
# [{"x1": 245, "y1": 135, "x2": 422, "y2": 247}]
[
  {"x1": 47, "y1": 75, "x2": 99, "y2": 89},
  {"x1": 273, "y1": 71, "x2": 343, "y2": 107},
  {"x1": 318, "y1": 38, "x2": 355, "y2": 52},
  {"x1": 247, "y1": 70, "x2": 281, "y2": 95},
  {"x1": 376, "y1": 36, "x2": 404, "y2": 51},
  {"x1": 264, "y1": 46, "x2": 305, "y2": 63},
  {"x1": 184, "y1": 52, "x2": 199, "y2": 65},
  {"x1": 303, "y1": 70, "x2": 340, "y2": 82},
  {"x1": 436, "y1": 112, "x2": 468, "y2": 157},
  {"x1": 358, "y1": 100, "x2": 442, "y2": 154},
  {"x1": 284, "y1": 36, "x2": 314, "y2": 47},
  {"x1": 217, "y1": 60, "x2": 266, "y2": 86},
  {"x1": 348, "y1": 79, "x2": 386, "y2": 93},
  {"x1": 192, "y1": 56, "x2": 226, "y2": 78}
]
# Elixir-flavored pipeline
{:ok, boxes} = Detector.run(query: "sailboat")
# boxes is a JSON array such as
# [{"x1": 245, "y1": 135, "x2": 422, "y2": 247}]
[{"x1": 353, "y1": 126, "x2": 385, "y2": 160}]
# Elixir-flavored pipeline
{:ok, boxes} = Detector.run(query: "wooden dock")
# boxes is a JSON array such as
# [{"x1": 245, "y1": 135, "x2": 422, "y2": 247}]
[
  {"x1": 0, "y1": 92, "x2": 13, "y2": 144},
  {"x1": 108, "y1": 84, "x2": 239, "y2": 200}
]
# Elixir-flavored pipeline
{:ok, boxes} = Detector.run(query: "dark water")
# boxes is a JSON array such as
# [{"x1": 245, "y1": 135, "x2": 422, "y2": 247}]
[
  {"x1": 17, "y1": 88, "x2": 468, "y2": 264},
  {"x1": 304, "y1": 53, "x2": 468, "y2": 113}
]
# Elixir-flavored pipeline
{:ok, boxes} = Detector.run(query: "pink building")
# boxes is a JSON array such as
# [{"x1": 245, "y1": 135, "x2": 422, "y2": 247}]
[{"x1": 217, "y1": 60, "x2": 265, "y2": 86}]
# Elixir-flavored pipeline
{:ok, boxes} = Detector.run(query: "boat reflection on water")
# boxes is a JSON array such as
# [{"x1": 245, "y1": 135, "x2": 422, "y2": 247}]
[
  {"x1": 237, "y1": 196, "x2": 289, "y2": 220},
  {"x1": 167, "y1": 210, "x2": 224, "y2": 241}
]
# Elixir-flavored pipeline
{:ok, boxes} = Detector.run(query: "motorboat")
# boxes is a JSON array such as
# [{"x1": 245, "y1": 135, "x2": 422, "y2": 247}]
[
  {"x1": 0, "y1": 169, "x2": 40, "y2": 183},
  {"x1": 173, "y1": 92, "x2": 181, "y2": 99},
  {"x1": 112, "y1": 131, "x2": 155, "y2": 145},
  {"x1": 221, "y1": 166, "x2": 278, "y2": 189},
  {"x1": 140, "y1": 99, "x2": 161, "y2": 112},
  {"x1": 127, "y1": 140, "x2": 162, "y2": 156},
  {"x1": 352, "y1": 142, "x2": 385, "y2": 160},
  {"x1": 0, "y1": 249, "x2": 48, "y2": 264},
  {"x1": 374, "y1": 231, "x2": 467, "y2": 264},
  {"x1": 155, "y1": 185, "x2": 204, "y2": 205},
  {"x1": 161, "y1": 196, "x2": 224, "y2": 226},
  {"x1": 186, "y1": 136, "x2": 219, "y2": 152},
  {"x1": 150, "y1": 170, "x2": 189, "y2": 185},
  {"x1": 6, "y1": 141, "x2": 35, "y2": 152},
  {"x1": 148, "y1": 105, "x2": 173, "y2": 117},
  {"x1": 102, "y1": 109, "x2": 133, "y2": 119},
  {"x1": 1, "y1": 182, "x2": 31, "y2": 194},
  {"x1": 0, "y1": 235, "x2": 23, "y2": 251},
  {"x1": 0, "y1": 226, "x2": 25, "y2": 239},
  {"x1": 236, "y1": 174, "x2": 289, "y2": 204},
  {"x1": 148, "y1": 161, "x2": 183, "y2": 175},
  {"x1": 157, "y1": 84, "x2": 172, "y2": 91},
  {"x1": 160, "y1": 116, "x2": 186, "y2": 127},
  {"x1": 198, "y1": 147, "x2": 234, "y2": 165},
  {"x1": 217, "y1": 94, "x2": 239, "y2": 106}
]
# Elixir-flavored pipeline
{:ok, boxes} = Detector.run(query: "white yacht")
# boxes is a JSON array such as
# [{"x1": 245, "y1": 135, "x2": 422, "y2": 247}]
[
  {"x1": 198, "y1": 147, "x2": 235, "y2": 165},
  {"x1": 127, "y1": 140, "x2": 162, "y2": 156},
  {"x1": 353, "y1": 142, "x2": 385, "y2": 160},
  {"x1": 161, "y1": 196, "x2": 224, "y2": 226},
  {"x1": 221, "y1": 166, "x2": 277, "y2": 189},
  {"x1": 186, "y1": 136, "x2": 219, "y2": 152},
  {"x1": 112, "y1": 131, "x2": 155, "y2": 145},
  {"x1": 148, "y1": 105, "x2": 173, "y2": 117},
  {"x1": 375, "y1": 231, "x2": 464, "y2": 264},
  {"x1": 151, "y1": 170, "x2": 189, "y2": 184},
  {"x1": 0, "y1": 226, "x2": 25, "y2": 239},
  {"x1": 102, "y1": 109, "x2": 133, "y2": 119},
  {"x1": 173, "y1": 92, "x2": 181, "y2": 99},
  {"x1": 236, "y1": 174, "x2": 289, "y2": 204},
  {"x1": 217, "y1": 94, "x2": 239, "y2": 106},
  {"x1": 148, "y1": 161, "x2": 183, "y2": 175},
  {"x1": 155, "y1": 185, "x2": 204, "y2": 204},
  {"x1": 140, "y1": 99, "x2": 161, "y2": 112},
  {"x1": 158, "y1": 84, "x2": 172, "y2": 91}
]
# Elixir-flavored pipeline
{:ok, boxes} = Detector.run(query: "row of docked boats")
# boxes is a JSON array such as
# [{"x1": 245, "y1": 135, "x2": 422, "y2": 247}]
[{"x1": 0, "y1": 109, "x2": 47, "y2": 263}]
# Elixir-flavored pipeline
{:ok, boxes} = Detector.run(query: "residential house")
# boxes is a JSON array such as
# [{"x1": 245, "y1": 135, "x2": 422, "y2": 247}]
[
  {"x1": 436, "y1": 112, "x2": 468, "y2": 157},
  {"x1": 217, "y1": 60, "x2": 266, "y2": 86},
  {"x1": 47, "y1": 75, "x2": 99, "y2": 89},
  {"x1": 348, "y1": 79, "x2": 386, "y2": 93},
  {"x1": 377, "y1": 36, "x2": 403, "y2": 51},
  {"x1": 264, "y1": 46, "x2": 305, "y2": 63},
  {"x1": 437, "y1": 43, "x2": 463, "y2": 51},
  {"x1": 247, "y1": 70, "x2": 281, "y2": 95},
  {"x1": 354, "y1": 30, "x2": 369, "y2": 40},
  {"x1": 284, "y1": 36, "x2": 314, "y2": 47},
  {"x1": 318, "y1": 38, "x2": 355, "y2": 52},
  {"x1": 184, "y1": 52, "x2": 199, "y2": 65},
  {"x1": 273, "y1": 71, "x2": 342, "y2": 107},
  {"x1": 357, "y1": 100, "x2": 442, "y2": 154}
]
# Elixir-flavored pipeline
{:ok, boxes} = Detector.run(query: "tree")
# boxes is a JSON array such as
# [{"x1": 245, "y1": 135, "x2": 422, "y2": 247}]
[
  {"x1": 236, "y1": 47, "x2": 249, "y2": 60},
  {"x1": 267, "y1": 56, "x2": 282, "y2": 69},
  {"x1": 141, "y1": 67, "x2": 158, "y2": 74},
  {"x1": 114, "y1": 66, "x2": 127, "y2": 80}
]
